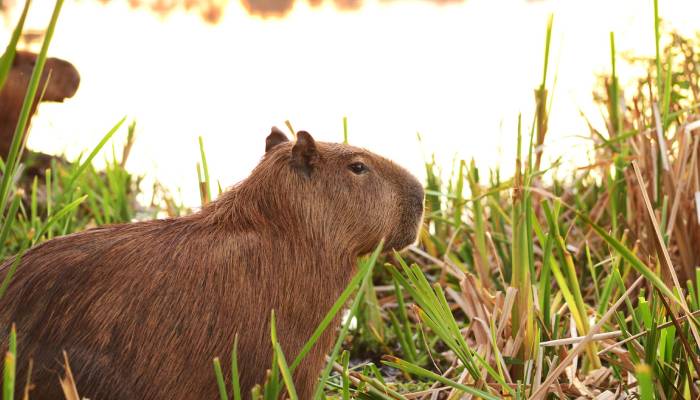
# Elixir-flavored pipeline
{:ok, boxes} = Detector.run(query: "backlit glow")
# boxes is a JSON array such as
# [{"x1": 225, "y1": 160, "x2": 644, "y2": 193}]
[{"x1": 2, "y1": 0, "x2": 699, "y2": 205}]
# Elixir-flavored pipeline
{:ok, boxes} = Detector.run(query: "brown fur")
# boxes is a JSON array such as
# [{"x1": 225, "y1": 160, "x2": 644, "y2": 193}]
[
  {"x1": 0, "y1": 51, "x2": 80, "y2": 158},
  {"x1": 0, "y1": 129, "x2": 424, "y2": 399}
]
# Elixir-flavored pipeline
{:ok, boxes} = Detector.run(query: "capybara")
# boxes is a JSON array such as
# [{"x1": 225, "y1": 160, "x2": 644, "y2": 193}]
[
  {"x1": 0, "y1": 51, "x2": 80, "y2": 158},
  {"x1": 0, "y1": 129, "x2": 425, "y2": 399}
]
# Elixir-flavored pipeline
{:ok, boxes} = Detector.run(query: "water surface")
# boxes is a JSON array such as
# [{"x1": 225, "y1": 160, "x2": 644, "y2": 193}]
[{"x1": 2, "y1": 0, "x2": 698, "y2": 205}]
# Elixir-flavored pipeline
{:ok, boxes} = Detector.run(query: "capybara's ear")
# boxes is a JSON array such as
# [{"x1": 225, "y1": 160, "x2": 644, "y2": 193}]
[
  {"x1": 291, "y1": 131, "x2": 319, "y2": 177},
  {"x1": 266, "y1": 127, "x2": 289, "y2": 153}
]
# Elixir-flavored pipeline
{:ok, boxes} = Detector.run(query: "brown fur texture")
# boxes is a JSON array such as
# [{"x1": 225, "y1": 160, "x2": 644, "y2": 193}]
[
  {"x1": 0, "y1": 51, "x2": 80, "y2": 158},
  {"x1": 0, "y1": 129, "x2": 424, "y2": 399}
]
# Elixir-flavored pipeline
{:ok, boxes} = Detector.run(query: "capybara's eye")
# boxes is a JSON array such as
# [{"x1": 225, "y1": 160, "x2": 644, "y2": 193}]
[{"x1": 348, "y1": 162, "x2": 369, "y2": 175}]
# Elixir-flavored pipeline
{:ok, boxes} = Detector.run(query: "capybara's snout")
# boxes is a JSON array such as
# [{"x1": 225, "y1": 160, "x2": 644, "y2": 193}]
[{"x1": 43, "y1": 57, "x2": 81, "y2": 101}]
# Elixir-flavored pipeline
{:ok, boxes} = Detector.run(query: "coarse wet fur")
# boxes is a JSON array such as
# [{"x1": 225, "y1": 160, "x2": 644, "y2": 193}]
[
  {"x1": 0, "y1": 51, "x2": 80, "y2": 158},
  {"x1": 0, "y1": 129, "x2": 424, "y2": 399}
]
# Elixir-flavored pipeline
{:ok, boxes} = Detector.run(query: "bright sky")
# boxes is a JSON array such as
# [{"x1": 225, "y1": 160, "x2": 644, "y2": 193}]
[{"x1": 3, "y1": 0, "x2": 700, "y2": 206}]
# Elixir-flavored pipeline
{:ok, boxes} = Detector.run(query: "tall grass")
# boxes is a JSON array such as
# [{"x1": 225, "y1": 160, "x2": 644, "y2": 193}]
[
  {"x1": 2, "y1": 0, "x2": 700, "y2": 399},
  {"x1": 317, "y1": 4, "x2": 700, "y2": 399}
]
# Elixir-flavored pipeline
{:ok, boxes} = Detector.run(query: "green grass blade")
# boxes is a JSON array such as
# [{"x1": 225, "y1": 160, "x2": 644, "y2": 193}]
[
  {"x1": 270, "y1": 311, "x2": 298, "y2": 400},
  {"x1": 653, "y1": 0, "x2": 662, "y2": 102},
  {"x1": 382, "y1": 356, "x2": 499, "y2": 400},
  {"x1": 636, "y1": 363, "x2": 655, "y2": 400},
  {"x1": 198, "y1": 136, "x2": 211, "y2": 203},
  {"x1": 340, "y1": 351, "x2": 350, "y2": 400},
  {"x1": 2, "y1": 325, "x2": 16, "y2": 400},
  {"x1": 33, "y1": 195, "x2": 87, "y2": 243},
  {"x1": 0, "y1": 244, "x2": 27, "y2": 301},
  {"x1": 0, "y1": 193, "x2": 23, "y2": 260},
  {"x1": 575, "y1": 210, "x2": 679, "y2": 303},
  {"x1": 0, "y1": 0, "x2": 31, "y2": 92},
  {"x1": 609, "y1": 32, "x2": 621, "y2": 136},
  {"x1": 392, "y1": 279, "x2": 417, "y2": 362},
  {"x1": 231, "y1": 335, "x2": 242, "y2": 400},
  {"x1": 343, "y1": 117, "x2": 348, "y2": 144},
  {"x1": 67, "y1": 117, "x2": 126, "y2": 190},
  {"x1": 273, "y1": 342, "x2": 298, "y2": 400},
  {"x1": 213, "y1": 357, "x2": 229, "y2": 400}
]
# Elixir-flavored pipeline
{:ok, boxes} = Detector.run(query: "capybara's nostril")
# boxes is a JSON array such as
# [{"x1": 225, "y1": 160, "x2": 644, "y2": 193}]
[
  {"x1": 409, "y1": 182, "x2": 425, "y2": 213},
  {"x1": 411, "y1": 194, "x2": 424, "y2": 213}
]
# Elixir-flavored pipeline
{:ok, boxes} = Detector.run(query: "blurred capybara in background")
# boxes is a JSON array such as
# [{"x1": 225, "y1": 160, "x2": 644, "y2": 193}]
[
  {"x1": 0, "y1": 129, "x2": 424, "y2": 399},
  {"x1": 0, "y1": 50, "x2": 80, "y2": 159}
]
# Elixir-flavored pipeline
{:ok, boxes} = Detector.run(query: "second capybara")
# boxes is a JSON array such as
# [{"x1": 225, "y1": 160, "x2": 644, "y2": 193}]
[
  {"x1": 0, "y1": 50, "x2": 80, "y2": 158},
  {"x1": 0, "y1": 128, "x2": 424, "y2": 399}
]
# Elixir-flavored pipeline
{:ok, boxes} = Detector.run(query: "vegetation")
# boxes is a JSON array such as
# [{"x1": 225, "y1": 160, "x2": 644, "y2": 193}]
[{"x1": 3, "y1": 0, "x2": 700, "y2": 398}]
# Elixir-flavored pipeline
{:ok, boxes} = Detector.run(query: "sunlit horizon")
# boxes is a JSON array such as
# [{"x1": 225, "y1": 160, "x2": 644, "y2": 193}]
[{"x1": 3, "y1": 0, "x2": 699, "y2": 206}]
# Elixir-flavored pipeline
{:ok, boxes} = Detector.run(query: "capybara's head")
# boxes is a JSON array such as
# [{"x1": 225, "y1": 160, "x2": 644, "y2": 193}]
[
  {"x1": 245, "y1": 128, "x2": 424, "y2": 254},
  {"x1": 9, "y1": 51, "x2": 80, "y2": 102}
]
